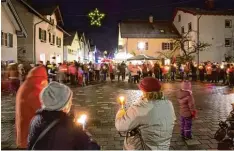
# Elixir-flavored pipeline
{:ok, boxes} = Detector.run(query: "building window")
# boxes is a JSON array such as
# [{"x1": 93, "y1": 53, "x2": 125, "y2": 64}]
[
  {"x1": 162, "y1": 42, "x2": 173, "y2": 50},
  {"x1": 137, "y1": 42, "x2": 148, "y2": 50},
  {"x1": 178, "y1": 15, "x2": 181, "y2": 22},
  {"x1": 56, "y1": 37, "x2": 58, "y2": 45},
  {"x1": 8, "y1": 33, "x2": 13, "y2": 47},
  {"x1": 225, "y1": 38, "x2": 231, "y2": 47},
  {"x1": 52, "y1": 35, "x2": 55, "y2": 45},
  {"x1": 181, "y1": 26, "x2": 184, "y2": 34},
  {"x1": 39, "y1": 28, "x2": 46, "y2": 42},
  {"x1": 49, "y1": 33, "x2": 52, "y2": 43},
  {"x1": 225, "y1": 20, "x2": 232, "y2": 28},
  {"x1": 1, "y1": 32, "x2": 8, "y2": 46},
  {"x1": 188, "y1": 22, "x2": 192, "y2": 31},
  {"x1": 160, "y1": 29, "x2": 165, "y2": 33},
  {"x1": 57, "y1": 37, "x2": 61, "y2": 47}
]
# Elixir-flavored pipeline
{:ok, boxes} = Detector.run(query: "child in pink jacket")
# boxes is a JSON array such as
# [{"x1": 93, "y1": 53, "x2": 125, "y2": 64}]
[{"x1": 177, "y1": 81, "x2": 197, "y2": 139}]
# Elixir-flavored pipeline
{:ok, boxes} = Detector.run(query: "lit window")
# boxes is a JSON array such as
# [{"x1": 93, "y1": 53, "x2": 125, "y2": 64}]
[
  {"x1": 160, "y1": 29, "x2": 165, "y2": 33},
  {"x1": 178, "y1": 15, "x2": 181, "y2": 22},
  {"x1": 225, "y1": 20, "x2": 232, "y2": 28},
  {"x1": 225, "y1": 38, "x2": 231, "y2": 47},
  {"x1": 162, "y1": 42, "x2": 173, "y2": 50}
]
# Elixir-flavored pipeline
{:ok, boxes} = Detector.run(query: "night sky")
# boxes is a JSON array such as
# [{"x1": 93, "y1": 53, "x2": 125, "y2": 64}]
[{"x1": 30, "y1": 0, "x2": 234, "y2": 53}]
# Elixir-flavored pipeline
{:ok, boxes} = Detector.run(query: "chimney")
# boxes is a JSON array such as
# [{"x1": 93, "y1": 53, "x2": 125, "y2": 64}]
[
  {"x1": 149, "y1": 15, "x2": 153, "y2": 23},
  {"x1": 205, "y1": 0, "x2": 214, "y2": 9}
]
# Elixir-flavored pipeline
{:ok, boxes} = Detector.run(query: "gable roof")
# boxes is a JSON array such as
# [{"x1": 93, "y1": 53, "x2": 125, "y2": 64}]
[
  {"x1": 120, "y1": 20, "x2": 180, "y2": 39},
  {"x1": 18, "y1": 0, "x2": 69, "y2": 36},
  {"x1": 2, "y1": 0, "x2": 27, "y2": 37},
  {"x1": 174, "y1": 7, "x2": 234, "y2": 16},
  {"x1": 64, "y1": 31, "x2": 77, "y2": 46},
  {"x1": 36, "y1": 5, "x2": 64, "y2": 26}
]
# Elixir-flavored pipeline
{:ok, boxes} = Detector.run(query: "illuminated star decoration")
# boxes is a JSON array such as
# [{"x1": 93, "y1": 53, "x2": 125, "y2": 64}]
[{"x1": 88, "y1": 8, "x2": 105, "y2": 27}]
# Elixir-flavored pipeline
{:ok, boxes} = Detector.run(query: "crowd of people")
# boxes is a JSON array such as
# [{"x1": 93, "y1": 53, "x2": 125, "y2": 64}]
[
  {"x1": 1, "y1": 60, "x2": 234, "y2": 94},
  {"x1": 1, "y1": 59, "x2": 233, "y2": 150},
  {"x1": 126, "y1": 61, "x2": 234, "y2": 88}
]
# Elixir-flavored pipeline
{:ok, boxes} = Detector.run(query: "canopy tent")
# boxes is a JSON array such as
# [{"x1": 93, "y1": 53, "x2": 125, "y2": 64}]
[
  {"x1": 101, "y1": 58, "x2": 112, "y2": 63},
  {"x1": 127, "y1": 54, "x2": 158, "y2": 61},
  {"x1": 114, "y1": 52, "x2": 133, "y2": 62}
]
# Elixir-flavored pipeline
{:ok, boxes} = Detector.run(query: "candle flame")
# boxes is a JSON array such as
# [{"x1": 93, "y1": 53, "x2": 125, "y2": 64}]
[
  {"x1": 77, "y1": 114, "x2": 87, "y2": 125},
  {"x1": 119, "y1": 96, "x2": 125, "y2": 103}
]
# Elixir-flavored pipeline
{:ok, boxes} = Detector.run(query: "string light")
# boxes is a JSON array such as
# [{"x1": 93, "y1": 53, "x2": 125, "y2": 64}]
[{"x1": 88, "y1": 8, "x2": 105, "y2": 27}]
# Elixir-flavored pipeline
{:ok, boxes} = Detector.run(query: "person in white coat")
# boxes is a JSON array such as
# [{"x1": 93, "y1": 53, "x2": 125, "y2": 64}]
[{"x1": 115, "y1": 77, "x2": 176, "y2": 150}]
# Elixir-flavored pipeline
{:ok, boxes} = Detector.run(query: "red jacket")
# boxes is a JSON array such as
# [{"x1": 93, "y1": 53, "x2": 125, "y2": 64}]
[{"x1": 15, "y1": 66, "x2": 48, "y2": 148}]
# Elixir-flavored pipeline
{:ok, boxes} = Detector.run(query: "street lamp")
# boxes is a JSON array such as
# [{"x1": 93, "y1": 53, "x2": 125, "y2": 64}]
[{"x1": 137, "y1": 42, "x2": 145, "y2": 50}]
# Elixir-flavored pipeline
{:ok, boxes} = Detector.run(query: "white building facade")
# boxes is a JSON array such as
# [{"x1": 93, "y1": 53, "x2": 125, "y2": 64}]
[
  {"x1": 63, "y1": 32, "x2": 80, "y2": 62},
  {"x1": 11, "y1": 0, "x2": 69, "y2": 64},
  {"x1": 173, "y1": 7, "x2": 234, "y2": 63},
  {"x1": 1, "y1": 0, "x2": 27, "y2": 62}
]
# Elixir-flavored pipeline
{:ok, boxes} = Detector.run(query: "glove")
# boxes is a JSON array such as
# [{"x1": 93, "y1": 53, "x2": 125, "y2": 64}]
[{"x1": 191, "y1": 110, "x2": 197, "y2": 119}]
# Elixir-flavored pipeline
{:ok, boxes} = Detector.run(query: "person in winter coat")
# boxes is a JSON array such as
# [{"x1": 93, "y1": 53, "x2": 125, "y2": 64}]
[
  {"x1": 68, "y1": 62, "x2": 77, "y2": 85},
  {"x1": 15, "y1": 66, "x2": 48, "y2": 149},
  {"x1": 115, "y1": 77, "x2": 176, "y2": 150},
  {"x1": 6, "y1": 63, "x2": 20, "y2": 94},
  {"x1": 18, "y1": 64, "x2": 26, "y2": 85},
  {"x1": 177, "y1": 81, "x2": 197, "y2": 140},
  {"x1": 27, "y1": 82, "x2": 100, "y2": 150}
]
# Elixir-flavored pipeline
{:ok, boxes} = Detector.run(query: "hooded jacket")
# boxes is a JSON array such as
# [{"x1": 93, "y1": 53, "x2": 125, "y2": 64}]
[
  {"x1": 177, "y1": 81, "x2": 196, "y2": 117},
  {"x1": 28, "y1": 110, "x2": 100, "y2": 150},
  {"x1": 115, "y1": 98, "x2": 176, "y2": 150},
  {"x1": 15, "y1": 66, "x2": 48, "y2": 148}
]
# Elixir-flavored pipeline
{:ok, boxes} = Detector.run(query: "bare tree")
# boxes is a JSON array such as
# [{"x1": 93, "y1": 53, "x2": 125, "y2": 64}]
[{"x1": 158, "y1": 31, "x2": 211, "y2": 63}]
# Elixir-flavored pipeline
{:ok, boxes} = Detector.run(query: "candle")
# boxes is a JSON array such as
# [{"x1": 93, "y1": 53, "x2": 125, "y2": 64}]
[
  {"x1": 77, "y1": 114, "x2": 87, "y2": 130},
  {"x1": 220, "y1": 65, "x2": 224, "y2": 69},
  {"x1": 119, "y1": 96, "x2": 125, "y2": 109}
]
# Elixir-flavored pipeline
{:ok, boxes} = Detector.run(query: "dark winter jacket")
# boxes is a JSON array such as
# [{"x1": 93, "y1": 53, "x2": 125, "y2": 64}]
[{"x1": 28, "y1": 110, "x2": 100, "y2": 150}]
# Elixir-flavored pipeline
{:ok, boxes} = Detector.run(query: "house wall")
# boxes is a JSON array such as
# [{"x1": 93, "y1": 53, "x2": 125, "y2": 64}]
[
  {"x1": 199, "y1": 15, "x2": 234, "y2": 62},
  {"x1": 173, "y1": 10, "x2": 234, "y2": 62},
  {"x1": 11, "y1": 0, "x2": 34, "y2": 63},
  {"x1": 34, "y1": 13, "x2": 64, "y2": 64},
  {"x1": 64, "y1": 33, "x2": 80, "y2": 62},
  {"x1": 122, "y1": 38, "x2": 179, "y2": 58},
  {"x1": 1, "y1": 5, "x2": 18, "y2": 62}
]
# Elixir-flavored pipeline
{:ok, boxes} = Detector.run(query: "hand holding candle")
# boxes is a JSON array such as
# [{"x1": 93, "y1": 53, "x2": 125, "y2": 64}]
[{"x1": 76, "y1": 114, "x2": 87, "y2": 130}]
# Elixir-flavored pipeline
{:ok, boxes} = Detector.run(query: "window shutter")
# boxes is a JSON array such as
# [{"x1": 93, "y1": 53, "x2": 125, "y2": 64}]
[
  {"x1": 145, "y1": 42, "x2": 148, "y2": 50},
  {"x1": 1, "y1": 32, "x2": 4, "y2": 46},
  {"x1": 49, "y1": 33, "x2": 51, "y2": 43},
  {"x1": 39, "y1": 28, "x2": 42, "y2": 39},
  {"x1": 170, "y1": 43, "x2": 173, "y2": 50},
  {"x1": 4, "y1": 33, "x2": 8, "y2": 46},
  {"x1": 8, "y1": 33, "x2": 13, "y2": 47},
  {"x1": 53, "y1": 35, "x2": 55, "y2": 44},
  {"x1": 44, "y1": 30, "x2": 47, "y2": 41},
  {"x1": 162, "y1": 43, "x2": 165, "y2": 50}
]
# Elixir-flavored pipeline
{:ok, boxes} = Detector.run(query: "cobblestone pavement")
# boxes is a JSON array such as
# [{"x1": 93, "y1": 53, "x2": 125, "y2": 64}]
[{"x1": 1, "y1": 81, "x2": 234, "y2": 150}]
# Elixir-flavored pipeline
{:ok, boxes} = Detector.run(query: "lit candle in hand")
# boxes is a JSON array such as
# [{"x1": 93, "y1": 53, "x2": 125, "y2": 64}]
[{"x1": 119, "y1": 96, "x2": 125, "y2": 109}]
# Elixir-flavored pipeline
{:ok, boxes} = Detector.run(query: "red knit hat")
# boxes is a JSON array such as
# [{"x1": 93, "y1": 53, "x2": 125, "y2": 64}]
[{"x1": 138, "y1": 77, "x2": 161, "y2": 92}]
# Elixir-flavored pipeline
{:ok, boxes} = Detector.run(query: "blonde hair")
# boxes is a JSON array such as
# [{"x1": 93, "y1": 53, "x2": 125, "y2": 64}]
[{"x1": 142, "y1": 91, "x2": 164, "y2": 100}]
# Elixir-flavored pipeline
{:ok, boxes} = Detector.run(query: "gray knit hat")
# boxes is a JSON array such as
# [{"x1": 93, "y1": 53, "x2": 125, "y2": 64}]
[{"x1": 40, "y1": 82, "x2": 73, "y2": 111}]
